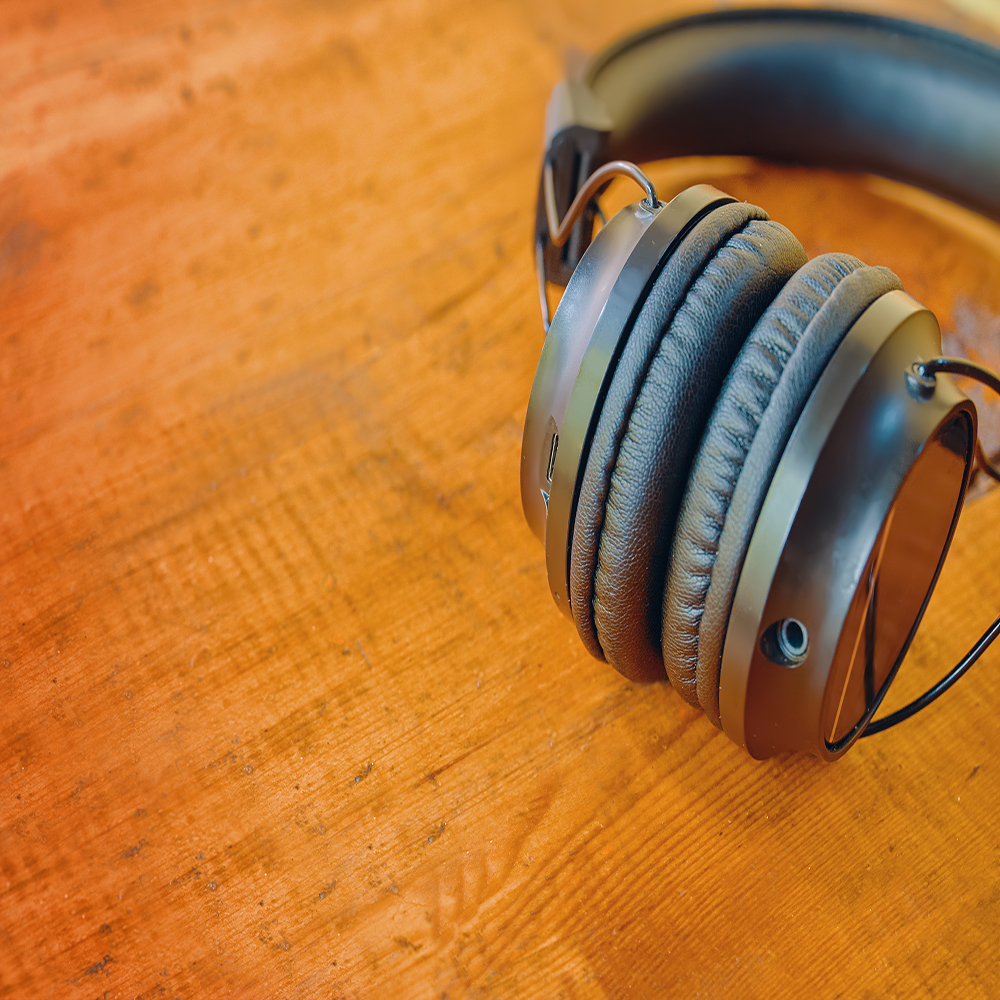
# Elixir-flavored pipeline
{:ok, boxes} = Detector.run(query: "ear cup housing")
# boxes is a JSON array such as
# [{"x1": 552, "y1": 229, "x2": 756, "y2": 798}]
[
  {"x1": 662, "y1": 254, "x2": 904, "y2": 725},
  {"x1": 569, "y1": 202, "x2": 807, "y2": 682}
]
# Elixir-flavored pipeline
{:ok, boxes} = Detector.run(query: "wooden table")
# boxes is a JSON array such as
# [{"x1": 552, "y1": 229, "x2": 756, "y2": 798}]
[{"x1": 4, "y1": 1, "x2": 1000, "y2": 996}]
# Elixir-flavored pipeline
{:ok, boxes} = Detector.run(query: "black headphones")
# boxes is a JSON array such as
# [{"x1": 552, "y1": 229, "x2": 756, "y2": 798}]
[{"x1": 520, "y1": 8, "x2": 1000, "y2": 760}]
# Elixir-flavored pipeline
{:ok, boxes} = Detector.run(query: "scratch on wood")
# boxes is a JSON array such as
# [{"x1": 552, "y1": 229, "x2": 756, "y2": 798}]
[
  {"x1": 120, "y1": 839, "x2": 146, "y2": 860},
  {"x1": 84, "y1": 954, "x2": 113, "y2": 976},
  {"x1": 356, "y1": 640, "x2": 372, "y2": 668}
]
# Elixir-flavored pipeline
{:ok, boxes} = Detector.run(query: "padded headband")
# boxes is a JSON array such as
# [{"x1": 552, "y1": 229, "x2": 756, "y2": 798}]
[{"x1": 546, "y1": 8, "x2": 1000, "y2": 227}]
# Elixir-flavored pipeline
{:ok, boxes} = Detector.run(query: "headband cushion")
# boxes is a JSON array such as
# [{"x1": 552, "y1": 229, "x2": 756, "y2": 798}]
[
  {"x1": 662, "y1": 254, "x2": 903, "y2": 726},
  {"x1": 586, "y1": 8, "x2": 1000, "y2": 222},
  {"x1": 569, "y1": 202, "x2": 806, "y2": 682}
]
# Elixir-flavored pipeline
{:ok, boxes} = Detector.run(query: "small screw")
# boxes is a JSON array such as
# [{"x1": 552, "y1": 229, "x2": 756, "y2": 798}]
[{"x1": 906, "y1": 361, "x2": 936, "y2": 400}]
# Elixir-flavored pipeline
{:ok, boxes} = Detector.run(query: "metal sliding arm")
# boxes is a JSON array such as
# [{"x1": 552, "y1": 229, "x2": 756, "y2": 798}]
[
  {"x1": 542, "y1": 160, "x2": 660, "y2": 247},
  {"x1": 537, "y1": 160, "x2": 660, "y2": 331}
]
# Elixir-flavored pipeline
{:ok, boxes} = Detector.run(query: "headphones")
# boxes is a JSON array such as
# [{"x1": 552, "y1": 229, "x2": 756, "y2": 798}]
[{"x1": 520, "y1": 7, "x2": 1000, "y2": 760}]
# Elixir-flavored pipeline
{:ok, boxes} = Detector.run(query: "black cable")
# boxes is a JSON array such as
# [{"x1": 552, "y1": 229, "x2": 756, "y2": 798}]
[
  {"x1": 863, "y1": 612, "x2": 1000, "y2": 736},
  {"x1": 922, "y1": 357, "x2": 1000, "y2": 480},
  {"x1": 862, "y1": 356, "x2": 1000, "y2": 736}
]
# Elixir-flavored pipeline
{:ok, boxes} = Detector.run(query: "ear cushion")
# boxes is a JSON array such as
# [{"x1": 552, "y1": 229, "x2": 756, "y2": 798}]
[
  {"x1": 662, "y1": 254, "x2": 904, "y2": 726},
  {"x1": 569, "y1": 202, "x2": 808, "y2": 682}
]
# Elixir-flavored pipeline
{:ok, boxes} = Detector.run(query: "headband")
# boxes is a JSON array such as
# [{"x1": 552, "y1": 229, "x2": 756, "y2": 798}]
[{"x1": 539, "y1": 7, "x2": 1000, "y2": 284}]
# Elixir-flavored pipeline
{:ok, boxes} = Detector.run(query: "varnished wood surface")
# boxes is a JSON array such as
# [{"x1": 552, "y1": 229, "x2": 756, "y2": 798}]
[{"x1": 4, "y1": 1, "x2": 1000, "y2": 997}]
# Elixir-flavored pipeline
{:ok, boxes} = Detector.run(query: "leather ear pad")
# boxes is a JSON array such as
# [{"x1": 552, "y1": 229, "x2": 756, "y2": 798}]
[
  {"x1": 569, "y1": 202, "x2": 807, "y2": 682},
  {"x1": 662, "y1": 254, "x2": 903, "y2": 726}
]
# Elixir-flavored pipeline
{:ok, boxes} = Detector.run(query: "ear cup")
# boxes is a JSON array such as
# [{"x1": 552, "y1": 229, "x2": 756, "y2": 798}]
[
  {"x1": 662, "y1": 254, "x2": 904, "y2": 726},
  {"x1": 569, "y1": 202, "x2": 808, "y2": 682}
]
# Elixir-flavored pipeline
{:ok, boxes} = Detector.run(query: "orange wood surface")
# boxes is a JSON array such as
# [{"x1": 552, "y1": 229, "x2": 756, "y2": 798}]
[{"x1": 4, "y1": 1, "x2": 1000, "y2": 997}]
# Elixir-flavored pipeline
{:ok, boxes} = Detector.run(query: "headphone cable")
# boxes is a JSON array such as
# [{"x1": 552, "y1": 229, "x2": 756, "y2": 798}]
[{"x1": 863, "y1": 356, "x2": 1000, "y2": 736}]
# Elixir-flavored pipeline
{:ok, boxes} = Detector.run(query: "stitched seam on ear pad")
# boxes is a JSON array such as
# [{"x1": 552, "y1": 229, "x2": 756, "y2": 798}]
[
  {"x1": 573, "y1": 208, "x2": 808, "y2": 683},
  {"x1": 569, "y1": 203, "x2": 771, "y2": 664},
  {"x1": 662, "y1": 256, "x2": 903, "y2": 727},
  {"x1": 662, "y1": 256, "x2": 865, "y2": 706}
]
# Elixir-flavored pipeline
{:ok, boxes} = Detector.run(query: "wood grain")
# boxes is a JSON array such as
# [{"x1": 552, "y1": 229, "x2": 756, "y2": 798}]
[{"x1": 2, "y1": 1, "x2": 1000, "y2": 997}]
